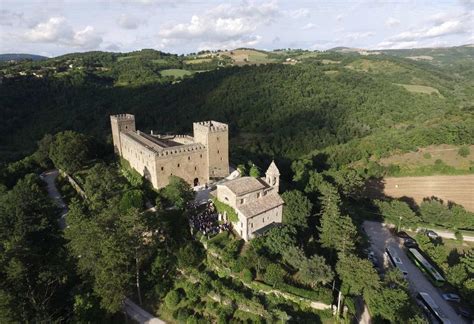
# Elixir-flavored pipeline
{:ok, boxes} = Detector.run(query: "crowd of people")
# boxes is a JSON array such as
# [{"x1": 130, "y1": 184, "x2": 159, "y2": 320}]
[{"x1": 189, "y1": 201, "x2": 231, "y2": 238}]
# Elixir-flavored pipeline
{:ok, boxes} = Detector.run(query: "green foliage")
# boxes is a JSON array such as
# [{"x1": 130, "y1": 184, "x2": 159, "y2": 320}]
[
  {"x1": 458, "y1": 145, "x2": 470, "y2": 157},
  {"x1": 249, "y1": 164, "x2": 261, "y2": 178},
  {"x1": 177, "y1": 241, "x2": 205, "y2": 269},
  {"x1": 336, "y1": 254, "x2": 380, "y2": 296},
  {"x1": 212, "y1": 197, "x2": 238, "y2": 222},
  {"x1": 119, "y1": 189, "x2": 145, "y2": 211},
  {"x1": 0, "y1": 174, "x2": 71, "y2": 321},
  {"x1": 374, "y1": 199, "x2": 421, "y2": 229},
  {"x1": 454, "y1": 230, "x2": 463, "y2": 242},
  {"x1": 165, "y1": 290, "x2": 182, "y2": 310},
  {"x1": 259, "y1": 225, "x2": 297, "y2": 256},
  {"x1": 119, "y1": 158, "x2": 144, "y2": 187},
  {"x1": 49, "y1": 131, "x2": 90, "y2": 173},
  {"x1": 294, "y1": 255, "x2": 334, "y2": 288},
  {"x1": 281, "y1": 190, "x2": 313, "y2": 229},
  {"x1": 241, "y1": 268, "x2": 254, "y2": 283},
  {"x1": 419, "y1": 199, "x2": 474, "y2": 230},
  {"x1": 423, "y1": 152, "x2": 432, "y2": 159},
  {"x1": 83, "y1": 163, "x2": 122, "y2": 211},
  {"x1": 264, "y1": 264, "x2": 286, "y2": 287},
  {"x1": 160, "y1": 176, "x2": 194, "y2": 209}
]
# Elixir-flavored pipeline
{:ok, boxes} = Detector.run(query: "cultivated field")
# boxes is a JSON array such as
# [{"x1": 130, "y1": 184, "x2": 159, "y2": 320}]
[
  {"x1": 382, "y1": 175, "x2": 474, "y2": 212},
  {"x1": 394, "y1": 83, "x2": 441, "y2": 96}
]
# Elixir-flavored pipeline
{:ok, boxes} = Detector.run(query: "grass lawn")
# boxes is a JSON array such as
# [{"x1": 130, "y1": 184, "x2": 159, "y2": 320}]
[
  {"x1": 159, "y1": 69, "x2": 194, "y2": 78},
  {"x1": 394, "y1": 83, "x2": 442, "y2": 96}
]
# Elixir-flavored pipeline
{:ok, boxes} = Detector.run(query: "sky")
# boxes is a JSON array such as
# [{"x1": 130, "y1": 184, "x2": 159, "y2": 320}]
[{"x1": 0, "y1": 0, "x2": 473, "y2": 57}]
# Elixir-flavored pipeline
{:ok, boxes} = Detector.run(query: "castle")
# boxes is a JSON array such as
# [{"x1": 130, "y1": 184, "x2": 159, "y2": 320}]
[
  {"x1": 111, "y1": 114, "x2": 229, "y2": 189},
  {"x1": 213, "y1": 161, "x2": 283, "y2": 241}
]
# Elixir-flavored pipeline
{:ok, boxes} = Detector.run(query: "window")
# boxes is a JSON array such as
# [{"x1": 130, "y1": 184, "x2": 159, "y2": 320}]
[
  {"x1": 217, "y1": 150, "x2": 220, "y2": 154},
  {"x1": 240, "y1": 199, "x2": 244, "y2": 204},
  {"x1": 217, "y1": 136, "x2": 219, "y2": 141},
  {"x1": 177, "y1": 163, "x2": 180, "y2": 168},
  {"x1": 194, "y1": 166, "x2": 197, "y2": 171},
  {"x1": 224, "y1": 196, "x2": 229, "y2": 201},
  {"x1": 200, "y1": 154, "x2": 202, "y2": 158},
  {"x1": 263, "y1": 218, "x2": 265, "y2": 223},
  {"x1": 188, "y1": 156, "x2": 190, "y2": 161},
  {"x1": 257, "y1": 193, "x2": 260, "y2": 198},
  {"x1": 161, "y1": 166, "x2": 164, "y2": 171},
  {"x1": 220, "y1": 157, "x2": 223, "y2": 161},
  {"x1": 251, "y1": 223, "x2": 253, "y2": 228}
]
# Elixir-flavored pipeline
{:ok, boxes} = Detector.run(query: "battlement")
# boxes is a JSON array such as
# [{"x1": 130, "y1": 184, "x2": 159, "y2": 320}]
[
  {"x1": 111, "y1": 113, "x2": 135, "y2": 121},
  {"x1": 156, "y1": 143, "x2": 206, "y2": 158},
  {"x1": 193, "y1": 121, "x2": 228, "y2": 133}
]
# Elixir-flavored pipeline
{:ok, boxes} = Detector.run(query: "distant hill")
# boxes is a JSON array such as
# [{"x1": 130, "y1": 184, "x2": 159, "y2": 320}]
[
  {"x1": 0, "y1": 53, "x2": 48, "y2": 62},
  {"x1": 0, "y1": 45, "x2": 473, "y2": 166}
]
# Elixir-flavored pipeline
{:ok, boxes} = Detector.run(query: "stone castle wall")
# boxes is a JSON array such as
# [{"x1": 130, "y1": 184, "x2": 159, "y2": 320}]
[{"x1": 111, "y1": 114, "x2": 229, "y2": 189}]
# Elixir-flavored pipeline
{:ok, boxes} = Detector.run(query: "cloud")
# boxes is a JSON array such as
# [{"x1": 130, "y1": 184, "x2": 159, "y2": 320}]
[
  {"x1": 158, "y1": 1, "x2": 278, "y2": 49},
  {"x1": 24, "y1": 17, "x2": 102, "y2": 49},
  {"x1": 344, "y1": 31, "x2": 375, "y2": 41},
  {"x1": 376, "y1": 40, "x2": 418, "y2": 49},
  {"x1": 289, "y1": 8, "x2": 310, "y2": 19},
  {"x1": 117, "y1": 14, "x2": 144, "y2": 29},
  {"x1": 0, "y1": 10, "x2": 24, "y2": 26},
  {"x1": 385, "y1": 17, "x2": 400, "y2": 27},
  {"x1": 302, "y1": 23, "x2": 317, "y2": 30},
  {"x1": 391, "y1": 19, "x2": 467, "y2": 42},
  {"x1": 335, "y1": 14, "x2": 344, "y2": 22}
]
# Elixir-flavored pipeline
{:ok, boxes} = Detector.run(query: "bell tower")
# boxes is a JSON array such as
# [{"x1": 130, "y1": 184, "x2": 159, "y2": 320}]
[{"x1": 265, "y1": 161, "x2": 280, "y2": 193}]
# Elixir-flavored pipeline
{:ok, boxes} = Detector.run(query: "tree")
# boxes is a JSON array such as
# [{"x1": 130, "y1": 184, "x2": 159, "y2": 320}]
[
  {"x1": 366, "y1": 287, "x2": 410, "y2": 322},
  {"x1": 264, "y1": 264, "x2": 286, "y2": 287},
  {"x1": 0, "y1": 174, "x2": 71, "y2": 321},
  {"x1": 49, "y1": 131, "x2": 90, "y2": 173},
  {"x1": 281, "y1": 190, "x2": 313, "y2": 229},
  {"x1": 177, "y1": 241, "x2": 204, "y2": 269},
  {"x1": 446, "y1": 264, "x2": 468, "y2": 288},
  {"x1": 120, "y1": 189, "x2": 145, "y2": 211},
  {"x1": 160, "y1": 176, "x2": 194, "y2": 209},
  {"x1": 282, "y1": 246, "x2": 306, "y2": 269},
  {"x1": 458, "y1": 146, "x2": 470, "y2": 157},
  {"x1": 164, "y1": 290, "x2": 181, "y2": 310},
  {"x1": 83, "y1": 163, "x2": 121, "y2": 211},
  {"x1": 336, "y1": 254, "x2": 380, "y2": 296},
  {"x1": 34, "y1": 133, "x2": 53, "y2": 168},
  {"x1": 261, "y1": 225, "x2": 297, "y2": 256},
  {"x1": 375, "y1": 200, "x2": 421, "y2": 229},
  {"x1": 318, "y1": 183, "x2": 357, "y2": 255},
  {"x1": 249, "y1": 164, "x2": 261, "y2": 178},
  {"x1": 295, "y1": 255, "x2": 334, "y2": 288}
]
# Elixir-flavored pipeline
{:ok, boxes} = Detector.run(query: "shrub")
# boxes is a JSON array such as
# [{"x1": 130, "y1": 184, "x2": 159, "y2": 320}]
[
  {"x1": 458, "y1": 146, "x2": 470, "y2": 157},
  {"x1": 212, "y1": 198, "x2": 238, "y2": 222},
  {"x1": 264, "y1": 264, "x2": 286, "y2": 287},
  {"x1": 454, "y1": 230, "x2": 463, "y2": 242},
  {"x1": 165, "y1": 290, "x2": 181, "y2": 309},
  {"x1": 241, "y1": 268, "x2": 254, "y2": 283},
  {"x1": 423, "y1": 152, "x2": 431, "y2": 159}
]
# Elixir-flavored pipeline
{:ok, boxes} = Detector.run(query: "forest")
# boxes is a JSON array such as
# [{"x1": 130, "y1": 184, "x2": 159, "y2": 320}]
[{"x1": 1, "y1": 46, "x2": 473, "y2": 322}]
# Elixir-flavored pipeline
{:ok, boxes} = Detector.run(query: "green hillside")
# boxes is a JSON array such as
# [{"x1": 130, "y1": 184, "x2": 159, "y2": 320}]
[{"x1": 1, "y1": 47, "x2": 473, "y2": 170}]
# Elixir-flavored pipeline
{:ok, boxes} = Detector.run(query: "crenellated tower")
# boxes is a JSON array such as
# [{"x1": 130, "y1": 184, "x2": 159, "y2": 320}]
[
  {"x1": 110, "y1": 114, "x2": 136, "y2": 155},
  {"x1": 193, "y1": 121, "x2": 229, "y2": 178}
]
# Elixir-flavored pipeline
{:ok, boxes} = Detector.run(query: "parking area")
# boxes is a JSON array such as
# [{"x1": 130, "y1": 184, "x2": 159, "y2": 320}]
[{"x1": 363, "y1": 221, "x2": 467, "y2": 323}]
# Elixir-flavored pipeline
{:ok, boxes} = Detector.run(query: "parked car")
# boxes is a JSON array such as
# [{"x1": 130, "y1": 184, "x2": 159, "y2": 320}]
[
  {"x1": 404, "y1": 238, "x2": 418, "y2": 248},
  {"x1": 441, "y1": 293, "x2": 461, "y2": 303},
  {"x1": 426, "y1": 230, "x2": 439, "y2": 239}
]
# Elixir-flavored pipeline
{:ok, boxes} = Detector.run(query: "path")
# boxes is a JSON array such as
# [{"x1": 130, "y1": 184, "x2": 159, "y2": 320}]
[
  {"x1": 41, "y1": 169, "x2": 165, "y2": 323},
  {"x1": 41, "y1": 169, "x2": 68, "y2": 229},
  {"x1": 363, "y1": 221, "x2": 467, "y2": 323},
  {"x1": 123, "y1": 298, "x2": 165, "y2": 324}
]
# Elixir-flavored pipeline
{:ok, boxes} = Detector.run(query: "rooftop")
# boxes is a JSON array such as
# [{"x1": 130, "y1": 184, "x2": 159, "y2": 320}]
[
  {"x1": 237, "y1": 193, "x2": 284, "y2": 218},
  {"x1": 219, "y1": 176, "x2": 268, "y2": 196}
]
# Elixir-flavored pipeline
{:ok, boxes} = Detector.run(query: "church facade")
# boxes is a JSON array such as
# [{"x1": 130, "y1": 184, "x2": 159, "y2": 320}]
[{"x1": 213, "y1": 162, "x2": 284, "y2": 241}]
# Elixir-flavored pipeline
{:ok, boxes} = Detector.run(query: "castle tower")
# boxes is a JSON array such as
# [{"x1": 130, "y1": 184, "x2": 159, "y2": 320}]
[
  {"x1": 193, "y1": 121, "x2": 229, "y2": 179},
  {"x1": 110, "y1": 114, "x2": 136, "y2": 155},
  {"x1": 266, "y1": 161, "x2": 280, "y2": 193}
]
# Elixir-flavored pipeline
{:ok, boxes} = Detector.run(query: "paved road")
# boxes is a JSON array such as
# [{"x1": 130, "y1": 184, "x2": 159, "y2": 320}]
[
  {"x1": 363, "y1": 221, "x2": 467, "y2": 324},
  {"x1": 41, "y1": 169, "x2": 68, "y2": 229},
  {"x1": 123, "y1": 298, "x2": 165, "y2": 324}
]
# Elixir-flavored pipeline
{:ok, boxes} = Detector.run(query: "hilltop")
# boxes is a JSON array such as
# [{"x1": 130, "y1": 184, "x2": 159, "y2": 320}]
[
  {"x1": 1, "y1": 46, "x2": 473, "y2": 172},
  {"x1": 0, "y1": 53, "x2": 48, "y2": 62}
]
